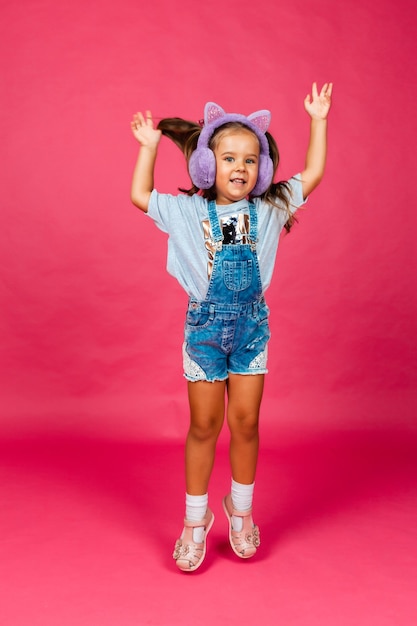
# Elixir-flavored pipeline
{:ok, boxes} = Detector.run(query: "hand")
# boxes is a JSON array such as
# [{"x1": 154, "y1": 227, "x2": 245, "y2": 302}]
[
  {"x1": 304, "y1": 82, "x2": 333, "y2": 120},
  {"x1": 131, "y1": 110, "x2": 162, "y2": 147}
]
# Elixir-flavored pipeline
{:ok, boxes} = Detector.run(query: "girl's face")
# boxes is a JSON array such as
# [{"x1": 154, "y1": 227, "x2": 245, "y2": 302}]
[{"x1": 212, "y1": 129, "x2": 260, "y2": 205}]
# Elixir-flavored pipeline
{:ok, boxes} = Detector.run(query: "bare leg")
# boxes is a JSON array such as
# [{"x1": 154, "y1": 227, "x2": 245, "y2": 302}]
[
  {"x1": 185, "y1": 380, "x2": 226, "y2": 495},
  {"x1": 227, "y1": 373, "x2": 264, "y2": 484}
]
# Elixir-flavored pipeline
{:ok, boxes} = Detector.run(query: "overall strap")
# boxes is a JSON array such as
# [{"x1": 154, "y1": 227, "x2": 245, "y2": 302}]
[
  {"x1": 248, "y1": 201, "x2": 258, "y2": 244},
  {"x1": 207, "y1": 200, "x2": 223, "y2": 244}
]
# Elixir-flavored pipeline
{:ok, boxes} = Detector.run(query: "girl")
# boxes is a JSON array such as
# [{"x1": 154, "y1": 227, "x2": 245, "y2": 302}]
[{"x1": 130, "y1": 83, "x2": 332, "y2": 572}]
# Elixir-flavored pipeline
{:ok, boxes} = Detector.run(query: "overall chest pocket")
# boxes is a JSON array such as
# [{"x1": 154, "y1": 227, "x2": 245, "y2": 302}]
[{"x1": 223, "y1": 260, "x2": 253, "y2": 291}]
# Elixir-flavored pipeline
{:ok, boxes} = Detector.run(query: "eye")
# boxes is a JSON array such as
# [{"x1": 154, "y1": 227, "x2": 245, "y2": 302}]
[
  {"x1": 246, "y1": 158, "x2": 256, "y2": 164},
  {"x1": 224, "y1": 156, "x2": 234, "y2": 162}
]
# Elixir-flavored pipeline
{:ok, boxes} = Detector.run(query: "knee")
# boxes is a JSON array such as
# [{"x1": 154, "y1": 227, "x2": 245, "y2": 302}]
[
  {"x1": 228, "y1": 411, "x2": 259, "y2": 440},
  {"x1": 189, "y1": 415, "x2": 223, "y2": 443}
]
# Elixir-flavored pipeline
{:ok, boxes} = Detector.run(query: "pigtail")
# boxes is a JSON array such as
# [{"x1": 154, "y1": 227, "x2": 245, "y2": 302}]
[
  {"x1": 257, "y1": 131, "x2": 296, "y2": 233},
  {"x1": 157, "y1": 117, "x2": 203, "y2": 195},
  {"x1": 157, "y1": 118, "x2": 201, "y2": 161}
]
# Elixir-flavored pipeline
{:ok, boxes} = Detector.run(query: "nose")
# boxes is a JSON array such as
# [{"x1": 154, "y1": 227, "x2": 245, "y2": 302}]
[{"x1": 234, "y1": 159, "x2": 246, "y2": 171}]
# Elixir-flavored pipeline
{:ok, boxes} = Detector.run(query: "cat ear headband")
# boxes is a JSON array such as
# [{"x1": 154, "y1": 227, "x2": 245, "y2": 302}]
[{"x1": 188, "y1": 102, "x2": 274, "y2": 196}]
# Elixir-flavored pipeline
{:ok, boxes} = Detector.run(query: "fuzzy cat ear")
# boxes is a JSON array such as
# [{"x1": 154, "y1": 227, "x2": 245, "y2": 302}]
[
  {"x1": 204, "y1": 102, "x2": 227, "y2": 125},
  {"x1": 247, "y1": 110, "x2": 271, "y2": 133}
]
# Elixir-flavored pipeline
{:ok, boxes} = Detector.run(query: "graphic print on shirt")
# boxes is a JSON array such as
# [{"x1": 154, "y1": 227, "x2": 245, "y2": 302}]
[{"x1": 202, "y1": 213, "x2": 250, "y2": 279}]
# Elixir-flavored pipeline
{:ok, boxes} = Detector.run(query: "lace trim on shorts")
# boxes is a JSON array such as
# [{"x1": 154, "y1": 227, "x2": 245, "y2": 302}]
[
  {"x1": 183, "y1": 343, "x2": 206, "y2": 380},
  {"x1": 248, "y1": 347, "x2": 268, "y2": 370}
]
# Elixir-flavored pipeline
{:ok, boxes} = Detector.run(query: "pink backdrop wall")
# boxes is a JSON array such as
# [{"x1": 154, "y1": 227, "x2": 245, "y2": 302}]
[{"x1": 1, "y1": 0, "x2": 416, "y2": 440}]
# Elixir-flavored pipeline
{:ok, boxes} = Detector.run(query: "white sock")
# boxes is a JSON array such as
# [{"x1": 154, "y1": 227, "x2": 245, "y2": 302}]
[
  {"x1": 184, "y1": 493, "x2": 208, "y2": 543},
  {"x1": 231, "y1": 479, "x2": 254, "y2": 532}
]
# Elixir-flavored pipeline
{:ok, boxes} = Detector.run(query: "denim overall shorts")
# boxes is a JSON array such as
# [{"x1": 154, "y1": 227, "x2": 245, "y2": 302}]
[{"x1": 183, "y1": 200, "x2": 271, "y2": 382}]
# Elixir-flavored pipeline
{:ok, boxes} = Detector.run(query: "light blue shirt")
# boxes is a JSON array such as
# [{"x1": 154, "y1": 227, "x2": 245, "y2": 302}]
[{"x1": 147, "y1": 175, "x2": 306, "y2": 300}]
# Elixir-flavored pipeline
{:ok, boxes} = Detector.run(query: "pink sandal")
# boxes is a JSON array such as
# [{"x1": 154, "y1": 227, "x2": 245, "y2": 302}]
[
  {"x1": 173, "y1": 508, "x2": 215, "y2": 572},
  {"x1": 222, "y1": 494, "x2": 260, "y2": 559}
]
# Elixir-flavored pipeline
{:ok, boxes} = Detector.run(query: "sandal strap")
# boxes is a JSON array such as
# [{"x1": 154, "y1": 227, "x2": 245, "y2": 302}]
[
  {"x1": 230, "y1": 506, "x2": 253, "y2": 518},
  {"x1": 183, "y1": 510, "x2": 212, "y2": 528}
]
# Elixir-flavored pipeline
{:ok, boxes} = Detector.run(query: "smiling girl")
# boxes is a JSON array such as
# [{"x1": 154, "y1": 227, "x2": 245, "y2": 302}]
[{"x1": 130, "y1": 83, "x2": 333, "y2": 572}]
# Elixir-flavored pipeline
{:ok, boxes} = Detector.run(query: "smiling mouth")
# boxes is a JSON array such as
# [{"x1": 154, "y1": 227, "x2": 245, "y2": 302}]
[{"x1": 230, "y1": 178, "x2": 246, "y2": 185}]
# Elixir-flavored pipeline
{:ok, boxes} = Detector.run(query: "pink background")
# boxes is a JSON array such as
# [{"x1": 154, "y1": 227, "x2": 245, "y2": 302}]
[
  {"x1": 1, "y1": 1, "x2": 416, "y2": 624},
  {"x1": 1, "y1": 0, "x2": 416, "y2": 440}
]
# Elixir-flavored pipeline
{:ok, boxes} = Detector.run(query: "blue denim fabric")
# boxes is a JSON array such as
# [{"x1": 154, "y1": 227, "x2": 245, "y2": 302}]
[{"x1": 183, "y1": 201, "x2": 271, "y2": 382}]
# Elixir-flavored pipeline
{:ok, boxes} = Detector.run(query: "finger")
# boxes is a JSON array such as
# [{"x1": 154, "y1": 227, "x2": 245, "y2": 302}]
[
  {"x1": 145, "y1": 110, "x2": 153, "y2": 126},
  {"x1": 137, "y1": 111, "x2": 146, "y2": 125},
  {"x1": 326, "y1": 82, "x2": 333, "y2": 97},
  {"x1": 320, "y1": 83, "x2": 329, "y2": 97},
  {"x1": 131, "y1": 113, "x2": 143, "y2": 131},
  {"x1": 312, "y1": 82, "x2": 318, "y2": 99}
]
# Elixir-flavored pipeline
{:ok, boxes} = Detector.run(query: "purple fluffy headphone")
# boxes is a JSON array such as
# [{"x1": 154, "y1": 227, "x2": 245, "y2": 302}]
[{"x1": 188, "y1": 102, "x2": 274, "y2": 197}]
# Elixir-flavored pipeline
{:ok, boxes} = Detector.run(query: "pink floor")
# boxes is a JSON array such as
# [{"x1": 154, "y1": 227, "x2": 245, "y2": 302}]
[{"x1": 1, "y1": 425, "x2": 416, "y2": 625}]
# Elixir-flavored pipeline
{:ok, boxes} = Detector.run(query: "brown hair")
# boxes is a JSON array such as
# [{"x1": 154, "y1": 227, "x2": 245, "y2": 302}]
[{"x1": 157, "y1": 117, "x2": 296, "y2": 232}]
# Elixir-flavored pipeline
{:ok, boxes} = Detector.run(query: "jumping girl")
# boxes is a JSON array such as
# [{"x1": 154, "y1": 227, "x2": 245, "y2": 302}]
[{"x1": 130, "y1": 82, "x2": 333, "y2": 572}]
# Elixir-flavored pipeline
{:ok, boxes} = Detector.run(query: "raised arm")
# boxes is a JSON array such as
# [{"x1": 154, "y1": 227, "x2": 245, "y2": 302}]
[
  {"x1": 300, "y1": 82, "x2": 333, "y2": 199},
  {"x1": 130, "y1": 110, "x2": 162, "y2": 212}
]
